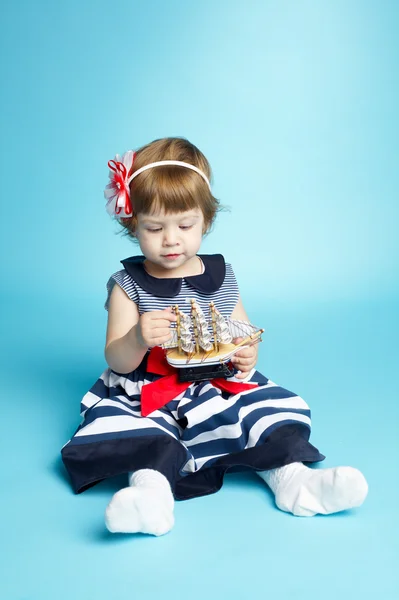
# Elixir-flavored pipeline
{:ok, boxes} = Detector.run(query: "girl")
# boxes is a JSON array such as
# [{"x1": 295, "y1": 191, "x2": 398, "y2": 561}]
[{"x1": 62, "y1": 137, "x2": 368, "y2": 536}]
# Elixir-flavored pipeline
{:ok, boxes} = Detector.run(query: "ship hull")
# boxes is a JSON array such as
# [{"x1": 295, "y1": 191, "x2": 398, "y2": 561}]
[{"x1": 166, "y1": 343, "x2": 247, "y2": 368}]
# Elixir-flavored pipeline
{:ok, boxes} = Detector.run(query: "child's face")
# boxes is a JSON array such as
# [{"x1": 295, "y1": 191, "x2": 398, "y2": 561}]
[{"x1": 135, "y1": 208, "x2": 205, "y2": 271}]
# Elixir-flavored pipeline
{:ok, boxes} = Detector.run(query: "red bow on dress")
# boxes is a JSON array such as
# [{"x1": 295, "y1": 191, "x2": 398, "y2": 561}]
[{"x1": 141, "y1": 346, "x2": 258, "y2": 417}]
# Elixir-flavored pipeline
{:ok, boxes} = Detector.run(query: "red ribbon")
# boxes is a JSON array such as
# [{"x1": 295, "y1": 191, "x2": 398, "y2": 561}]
[
  {"x1": 141, "y1": 346, "x2": 258, "y2": 417},
  {"x1": 107, "y1": 160, "x2": 133, "y2": 216}
]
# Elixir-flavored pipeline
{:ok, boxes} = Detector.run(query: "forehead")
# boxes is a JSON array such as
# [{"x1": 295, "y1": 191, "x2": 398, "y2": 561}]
[{"x1": 137, "y1": 208, "x2": 203, "y2": 223}]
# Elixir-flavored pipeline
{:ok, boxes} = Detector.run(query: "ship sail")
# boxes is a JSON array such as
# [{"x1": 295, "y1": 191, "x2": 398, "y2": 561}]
[
  {"x1": 162, "y1": 327, "x2": 178, "y2": 349},
  {"x1": 161, "y1": 307, "x2": 194, "y2": 352},
  {"x1": 179, "y1": 310, "x2": 195, "y2": 353},
  {"x1": 191, "y1": 301, "x2": 214, "y2": 351},
  {"x1": 226, "y1": 318, "x2": 259, "y2": 339},
  {"x1": 214, "y1": 307, "x2": 233, "y2": 344},
  {"x1": 162, "y1": 302, "x2": 263, "y2": 357}
]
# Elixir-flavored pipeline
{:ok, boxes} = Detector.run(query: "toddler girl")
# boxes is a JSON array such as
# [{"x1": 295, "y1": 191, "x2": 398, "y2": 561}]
[{"x1": 62, "y1": 137, "x2": 368, "y2": 536}]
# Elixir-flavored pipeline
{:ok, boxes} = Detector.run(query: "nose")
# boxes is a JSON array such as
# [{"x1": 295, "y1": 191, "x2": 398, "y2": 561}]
[{"x1": 162, "y1": 226, "x2": 179, "y2": 247}]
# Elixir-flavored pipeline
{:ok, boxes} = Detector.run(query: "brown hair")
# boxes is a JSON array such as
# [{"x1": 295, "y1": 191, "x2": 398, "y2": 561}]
[{"x1": 119, "y1": 137, "x2": 220, "y2": 239}]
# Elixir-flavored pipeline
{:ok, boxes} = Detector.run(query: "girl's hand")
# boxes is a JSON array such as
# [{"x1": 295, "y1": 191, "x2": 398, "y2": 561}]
[
  {"x1": 230, "y1": 337, "x2": 258, "y2": 380},
  {"x1": 136, "y1": 308, "x2": 176, "y2": 349}
]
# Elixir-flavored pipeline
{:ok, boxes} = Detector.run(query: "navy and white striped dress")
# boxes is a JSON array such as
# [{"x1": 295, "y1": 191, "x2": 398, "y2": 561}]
[{"x1": 61, "y1": 254, "x2": 324, "y2": 498}]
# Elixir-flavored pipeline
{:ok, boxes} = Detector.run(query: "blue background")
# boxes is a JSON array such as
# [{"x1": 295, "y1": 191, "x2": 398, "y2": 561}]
[{"x1": 1, "y1": 1, "x2": 398, "y2": 598}]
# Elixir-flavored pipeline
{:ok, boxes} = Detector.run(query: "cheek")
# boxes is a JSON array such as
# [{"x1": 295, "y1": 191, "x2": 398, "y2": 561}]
[
  {"x1": 139, "y1": 231, "x2": 155, "y2": 243},
  {"x1": 136, "y1": 233, "x2": 156, "y2": 252},
  {"x1": 196, "y1": 229, "x2": 204, "y2": 245},
  {"x1": 191, "y1": 224, "x2": 204, "y2": 241}
]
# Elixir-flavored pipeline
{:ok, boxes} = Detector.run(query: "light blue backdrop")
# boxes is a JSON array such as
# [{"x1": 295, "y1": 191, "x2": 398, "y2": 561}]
[{"x1": 1, "y1": 1, "x2": 398, "y2": 599}]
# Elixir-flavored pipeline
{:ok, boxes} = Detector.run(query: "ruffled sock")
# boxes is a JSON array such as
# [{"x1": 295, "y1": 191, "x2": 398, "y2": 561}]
[
  {"x1": 105, "y1": 469, "x2": 175, "y2": 535},
  {"x1": 257, "y1": 462, "x2": 368, "y2": 517}
]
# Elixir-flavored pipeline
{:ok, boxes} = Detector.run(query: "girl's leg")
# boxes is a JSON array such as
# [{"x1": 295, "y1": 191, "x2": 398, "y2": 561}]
[
  {"x1": 257, "y1": 463, "x2": 368, "y2": 517},
  {"x1": 105, "y1": 469, "x2": 175, "y2": 536}
]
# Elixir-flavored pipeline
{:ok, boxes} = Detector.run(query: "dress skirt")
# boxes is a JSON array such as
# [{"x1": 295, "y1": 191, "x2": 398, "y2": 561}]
[{"x1": 61, "y1": 354, "x2": 324, "y2": 499}]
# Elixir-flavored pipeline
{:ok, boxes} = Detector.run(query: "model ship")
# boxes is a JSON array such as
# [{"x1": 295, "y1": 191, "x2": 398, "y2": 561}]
[{"x1": 162, "y1": 299, "x2": 264, "y2": 382}]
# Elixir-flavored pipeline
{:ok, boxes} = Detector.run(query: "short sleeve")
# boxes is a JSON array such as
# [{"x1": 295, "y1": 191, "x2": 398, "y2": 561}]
[
  {"x1": 225, "y1": 262, "x2": 239, "y2": 289},
  {"x1": 225, "y1": 261, "x2": 240, "y2": 298},
  {"x1": 105, "y1": 269, "x2": 140, "y2": 310}
]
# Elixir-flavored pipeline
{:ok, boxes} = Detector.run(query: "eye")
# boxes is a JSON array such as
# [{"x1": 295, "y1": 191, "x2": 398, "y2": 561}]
[
  {"x1": 179, "y1": 225, "x2": 193, "y2": 230},
  {"x1": 147, "y1": 228, "x2": 162, "y2": 233}
]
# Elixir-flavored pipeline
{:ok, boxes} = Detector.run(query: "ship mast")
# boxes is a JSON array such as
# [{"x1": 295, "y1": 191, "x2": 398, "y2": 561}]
[
  {"x1": 174, "y1": 305, "x2": 182, "y2": 354},
  {"x1": 210, "y1": 302, "x2": 218, "y2": 352},
  {"x1": 190, "y1": 299, "x2": 200, "y2": 354}
]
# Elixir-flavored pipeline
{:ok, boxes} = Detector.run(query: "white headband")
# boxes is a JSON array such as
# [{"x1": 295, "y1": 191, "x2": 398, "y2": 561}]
[
  {"x1": 105, "y1": 153, "x2": 212, "y2": 219},
  {"x1": 127, "y1": 160, "x2": 211, "y2": 190}
]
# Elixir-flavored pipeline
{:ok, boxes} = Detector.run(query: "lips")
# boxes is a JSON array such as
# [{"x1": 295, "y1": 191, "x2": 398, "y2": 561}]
[{"x1": 163, "y1": 254, "x2": 181, "y2": 259}]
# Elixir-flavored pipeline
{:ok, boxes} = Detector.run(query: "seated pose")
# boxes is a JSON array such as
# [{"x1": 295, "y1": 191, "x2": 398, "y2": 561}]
[{"x1": 61, "y1": 137, "x2": 368, "y2": 536}]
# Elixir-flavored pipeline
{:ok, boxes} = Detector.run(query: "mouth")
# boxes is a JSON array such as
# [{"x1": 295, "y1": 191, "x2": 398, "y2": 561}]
[{"x1": 162, "y1": 254, "x2": 181, "y2": 260}]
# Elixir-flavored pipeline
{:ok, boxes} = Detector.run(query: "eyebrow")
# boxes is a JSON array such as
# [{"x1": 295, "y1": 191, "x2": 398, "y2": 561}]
[{"x1": 141, "y1": 214, "x2": 201, "y2": 225}]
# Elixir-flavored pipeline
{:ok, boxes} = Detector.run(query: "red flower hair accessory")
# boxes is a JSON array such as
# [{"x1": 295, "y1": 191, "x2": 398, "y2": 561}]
[{"x1": 104, "y1": 150, "x2": 136, "y2": 218}]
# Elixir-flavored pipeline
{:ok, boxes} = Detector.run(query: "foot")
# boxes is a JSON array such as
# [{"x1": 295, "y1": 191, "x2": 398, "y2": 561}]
[
  {"x1": 105, "y1": 470, "x2": 175, "y2": 535},
  {"x1": 275, "y1": 464, "x2": 368, "y2": 517}
]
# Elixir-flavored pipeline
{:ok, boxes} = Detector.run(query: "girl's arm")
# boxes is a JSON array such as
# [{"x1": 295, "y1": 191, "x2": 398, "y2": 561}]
[
  {"x1": 231, "y1": 297, "x2": 251, "y2": 322},
  {"x1": 105, "y1": 284, "x2": 176, "y2": 374},
  {"x1": 230, "y1": 297, "x2": 259, "y2": 378},
  {"x1": 105, "y1": 284, "x2": 147, "y2": 374}
]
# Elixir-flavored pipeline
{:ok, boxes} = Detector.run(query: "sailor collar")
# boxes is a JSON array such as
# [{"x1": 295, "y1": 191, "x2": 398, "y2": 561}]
[{"x1": 120, "y1": 254, "x2": 226, "y2": 297}]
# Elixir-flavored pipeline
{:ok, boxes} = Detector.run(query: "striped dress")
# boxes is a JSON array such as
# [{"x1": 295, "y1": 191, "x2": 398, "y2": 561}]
[{"x1": 61, "y1": 254, "x2": 324, "y2": 498}]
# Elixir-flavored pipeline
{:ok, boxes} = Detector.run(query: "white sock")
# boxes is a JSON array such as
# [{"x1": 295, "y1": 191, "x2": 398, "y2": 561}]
[
  {"x1": 105, "y1": 469, "x2": 175, "y2": 535},
  {"x1": 257, "y1": 462, "x2": 368, "y2": 517}
]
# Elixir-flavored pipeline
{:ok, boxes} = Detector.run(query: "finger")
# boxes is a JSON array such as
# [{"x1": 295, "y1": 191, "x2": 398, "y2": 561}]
[
  {"x1": 159, "y1": 312, "x2": 177, "y2": 322},
  {"x1": 148, "y1": 327, "x2": 173, "y2": 339},
  {"x1": 231, "y1": 358, "x2": 253, "y2": 368},
  {"x1": 150, "y1": 331, "x2": 176, "y2": 343},
  {"x1": 232, "y1": 354, "x2": 256, "y2": 367},
  {"x1": 146, "y1": 320, "x2": 177, "y2": 333},
  {"x1": 150, "y1": 310, "x2": 177, "y2": 321},
  {"x1": 234, "y1": 370, "x2": 251, "y2": 380},
  {"x1": 232, "y1": 350, "x2": 254, "y2": 361},
  {"x1": 163, "y1": 306, "x2": 178, "y2": 318},
  {"x1": 153, "y1": 318, "x2": 178, "y2": 328},
  {"x1": 232, "y1": 348, "x2": 253, "y2": 359},
  {"x1": 232, "y1": 337, "x2": 244, "y2": 345},
  {"x1": 144, "y1": 330, "x2": 172, "y2": 345}
]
